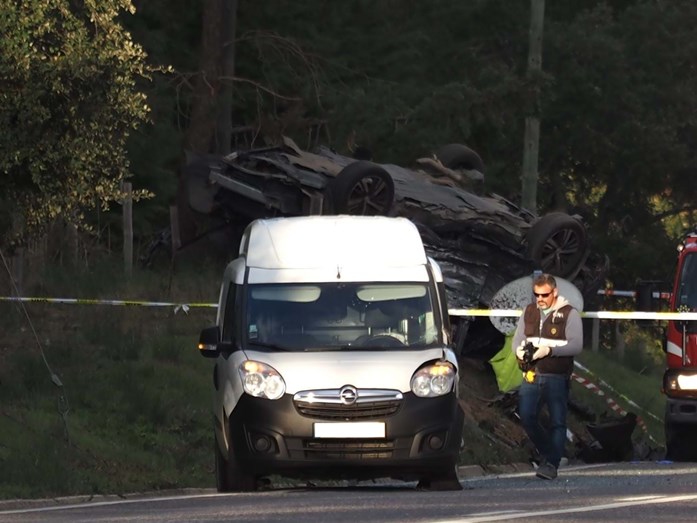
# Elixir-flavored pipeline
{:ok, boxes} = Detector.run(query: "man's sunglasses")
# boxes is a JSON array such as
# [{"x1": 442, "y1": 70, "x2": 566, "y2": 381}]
[{"x1": 534, "y1": 291, "x2": 553, "y2": 298}]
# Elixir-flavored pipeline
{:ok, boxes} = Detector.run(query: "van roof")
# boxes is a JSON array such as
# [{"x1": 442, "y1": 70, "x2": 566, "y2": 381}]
[{"x1": 242, "y1": 215, "x2": 427, "y2": 272}]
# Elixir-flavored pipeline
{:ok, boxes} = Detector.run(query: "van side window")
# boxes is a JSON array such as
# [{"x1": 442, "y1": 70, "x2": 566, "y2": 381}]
[{"x1": 222, "y1": 283, "x2": 239, "y2": 343}]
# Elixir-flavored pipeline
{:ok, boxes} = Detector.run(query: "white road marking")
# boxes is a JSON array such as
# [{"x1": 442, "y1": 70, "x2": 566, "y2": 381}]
[
  {"x1": 0, "y1": 492, "x2": 228, "y2": 515},
  {"x1": 432, "y1": 493, "x2": 697, "y2": 522}
]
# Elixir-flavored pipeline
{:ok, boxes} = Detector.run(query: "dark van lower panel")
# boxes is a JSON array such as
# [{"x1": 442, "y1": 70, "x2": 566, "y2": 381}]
[{"x1": 222, "y1": 391, "x2": 465, "y2": 482}]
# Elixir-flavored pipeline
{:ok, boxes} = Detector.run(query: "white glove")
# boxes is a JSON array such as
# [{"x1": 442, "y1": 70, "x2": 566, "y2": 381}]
[
  {"x1": 515, "y1": 342, "x2": 526, "y2": 360},
  {"x1": 532, "y1": 346, "x2": 551, "y2": 360}
]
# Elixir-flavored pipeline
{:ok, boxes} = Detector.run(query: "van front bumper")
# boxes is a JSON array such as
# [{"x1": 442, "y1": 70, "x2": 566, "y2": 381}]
[
  {"x1": 223, "y1": 391, "x2": 465, "y2": 480},
  {"x1": 665, "y1": 397, "x2": 697, "y2": 426}
]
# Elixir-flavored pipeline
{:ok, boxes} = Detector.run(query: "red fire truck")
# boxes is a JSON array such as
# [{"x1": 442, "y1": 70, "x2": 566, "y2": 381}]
[{"x1": 660, "y1": 230, "x2": 697, "y2": 460}]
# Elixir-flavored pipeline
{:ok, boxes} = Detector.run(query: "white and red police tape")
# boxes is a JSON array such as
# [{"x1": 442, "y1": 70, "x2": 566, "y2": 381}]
[
  {"x1": 0, "y1": 296, "x2": 668, "y2": 443},
  {"x1": 2, "y1": 297, "x2": 697, "y2": 321},
  {"x1": 570, "y1": 371, "x2": 656, "y2": 442}
]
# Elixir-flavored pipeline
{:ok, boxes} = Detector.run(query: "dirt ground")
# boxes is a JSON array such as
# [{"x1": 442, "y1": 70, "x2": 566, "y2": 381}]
[{"x1": 455, "y1": 356, "x2": 653, "y2": 470}]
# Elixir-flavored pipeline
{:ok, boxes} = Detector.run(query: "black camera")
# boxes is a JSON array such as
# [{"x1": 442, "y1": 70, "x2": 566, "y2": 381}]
[
  {"x1": 523, "y1": 342, "x2": 535, "y2": 363},
  {"x1": 520, "y1": 342, "x2": 536, "y2": 371}
]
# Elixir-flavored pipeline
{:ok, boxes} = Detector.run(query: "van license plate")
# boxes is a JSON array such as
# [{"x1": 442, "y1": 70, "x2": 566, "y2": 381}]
[{"x1": 314, "y1": 422, "x2": 385, "y2": 438}]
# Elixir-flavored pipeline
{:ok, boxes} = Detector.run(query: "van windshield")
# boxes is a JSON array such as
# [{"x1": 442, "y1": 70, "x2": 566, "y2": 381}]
[{"x1": 245, "y1": 282, "x2": 441, "y2": 350}]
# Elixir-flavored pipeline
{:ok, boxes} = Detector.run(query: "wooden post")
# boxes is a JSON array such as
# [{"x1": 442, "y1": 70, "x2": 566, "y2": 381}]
[
  {"x1": 521, "y1": 0, "x2": 545, "y2": 212},
  {"x1": 169, "y1": 205, "x2": 182, "y2": 253},
  {"x1": 67, "y1": 222, "x2": 79, "y2": 267},
  {"x1": 592, "y1": 318, "x2": 599, "y2": 352},
  {"x1": 11, "y1": 247, "x2": 23, "y2": 295},
  {"x1": 122, "y1": 182, "x2": 133, "y2": 277},
  {"x1": 615, "y1": 321, "x2": 625, "y2": 359}
]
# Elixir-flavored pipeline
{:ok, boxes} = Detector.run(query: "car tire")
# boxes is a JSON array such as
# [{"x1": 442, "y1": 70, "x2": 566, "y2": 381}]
[
  {"x1": 526, "y1": 212, "x2": 588, "y2": 279},
  {"x1": 329, "y1": 161, "x2": 395, "y2": 215},
  {"x1": 434, "y1": 144, "x2": 485, "y2": 173}
]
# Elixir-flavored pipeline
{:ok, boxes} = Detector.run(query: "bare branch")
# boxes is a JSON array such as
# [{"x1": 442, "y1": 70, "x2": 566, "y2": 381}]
[{"x1": 219, "y1": 75, "x2": 301, "y2": 101}]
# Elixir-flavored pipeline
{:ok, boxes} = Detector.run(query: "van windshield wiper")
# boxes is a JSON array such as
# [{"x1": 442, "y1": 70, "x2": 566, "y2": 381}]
[{"x1": 246, "y1": 341, "x2": 290, "y2": 351}]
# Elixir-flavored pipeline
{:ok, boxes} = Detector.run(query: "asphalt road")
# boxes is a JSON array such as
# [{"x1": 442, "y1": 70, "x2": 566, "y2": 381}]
[{"x1": 2, "y1": 462, "x2": 697, "y2": 522}]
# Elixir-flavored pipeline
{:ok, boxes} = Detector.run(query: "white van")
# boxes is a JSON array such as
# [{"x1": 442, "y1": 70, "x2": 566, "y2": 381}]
[{"x1": 198, "y1": 215, "x2": 464, "y2": 491}]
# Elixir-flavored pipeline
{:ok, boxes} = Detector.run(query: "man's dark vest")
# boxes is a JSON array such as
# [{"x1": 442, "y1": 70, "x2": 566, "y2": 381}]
[{"x1": 523, "y1": 303, "x2": 574, "y2": 376}]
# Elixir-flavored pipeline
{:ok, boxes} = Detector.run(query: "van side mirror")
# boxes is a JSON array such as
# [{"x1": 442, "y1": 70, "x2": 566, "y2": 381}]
[{"x1": 198, "y1": 326, "x2": 221, "y2": 358}]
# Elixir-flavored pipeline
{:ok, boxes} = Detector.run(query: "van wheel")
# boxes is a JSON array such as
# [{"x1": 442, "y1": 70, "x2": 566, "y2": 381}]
[
  {"x1": 526, "y1": 212, "x2": 588, "y2": 279},
  {"x1": 417, "y1": 464, "x2": 462, "y2": 491},
  {"x1": 435, "y1": 143, "x2": 485, "y2": 173},
  {"x1": 215, "y1": 439, "x2": 231, "y2": 492},
  {"x1": 215, "y1": 437, "x2": 257, "y2": 492},
  {"x1": 329, "y1": 161, "x2": 394, "y2": 215}
]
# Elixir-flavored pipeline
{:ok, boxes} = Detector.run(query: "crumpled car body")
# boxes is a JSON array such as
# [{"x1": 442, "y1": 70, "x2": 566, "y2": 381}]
[{"x1": 170, "y1": 137, "x2": 606, "y2": 357}]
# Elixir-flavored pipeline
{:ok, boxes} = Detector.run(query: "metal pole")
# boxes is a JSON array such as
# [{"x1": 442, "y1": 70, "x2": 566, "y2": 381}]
[
  {"x1": 122, "y1": 182, "x2": 133, "y2": 277},
  {"x1": 521, "y1": 0, "x2": 545, "y2": 212}
]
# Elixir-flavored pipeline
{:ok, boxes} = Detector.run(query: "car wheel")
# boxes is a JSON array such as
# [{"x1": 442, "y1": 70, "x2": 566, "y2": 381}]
[
  {"x1": 329, "y1": 161, "x2": 395, "y2": 215},
  {"x1": 526, "y1": 212, "x2": 588, "y2": 279},
  {"x1": 435, "y1": 144, "x2": 485, "y2": 173}
]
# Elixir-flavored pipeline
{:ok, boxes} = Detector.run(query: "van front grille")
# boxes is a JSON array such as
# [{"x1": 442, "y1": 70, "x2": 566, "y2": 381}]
[
  {"x1": 296, "y1": 400, "x2": 400, "y2": 420},
  {"x1": 293, "y1": 388, "x2": 403, "y2": 421},
  {"x1": 303, "y1": 439, "x2": 394, "y2": 459}
]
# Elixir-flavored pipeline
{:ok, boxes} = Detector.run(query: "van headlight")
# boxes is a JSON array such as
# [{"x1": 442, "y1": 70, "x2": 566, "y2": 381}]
[
  {"x1": 411, "y1": 362, "x2": 455, "y2": 397},
  {"x1": 239, "y1": 361, "x2": 286, "y2": 400}
]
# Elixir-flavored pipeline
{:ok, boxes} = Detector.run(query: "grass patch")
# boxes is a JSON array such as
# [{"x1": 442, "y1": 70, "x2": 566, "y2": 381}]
[
  {"x1": 573, "y1": 350, "x2": 665, "y2": 446},
  {"x1": 0, "y1": 258, "x2": 221, "y2": 499}
]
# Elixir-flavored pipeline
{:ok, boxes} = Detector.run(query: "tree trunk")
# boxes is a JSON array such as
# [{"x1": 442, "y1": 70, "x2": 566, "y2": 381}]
[
  {"x1": 179, "y1": 0, "x2": 227, "y2": 245},
  {"x1": 184, "y1": 0, "x2": 225, "y2": 154}
]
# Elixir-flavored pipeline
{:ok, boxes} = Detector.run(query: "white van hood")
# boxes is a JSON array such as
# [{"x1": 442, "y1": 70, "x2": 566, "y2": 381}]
[{"x1": 242, "y1": 347, "x2": 457, "y2": 394}]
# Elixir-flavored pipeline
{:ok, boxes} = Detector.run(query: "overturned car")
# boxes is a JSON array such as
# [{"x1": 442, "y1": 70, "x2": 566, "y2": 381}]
[{"x1": 153, "y1": 137, "x2": 605, "y2": 357}]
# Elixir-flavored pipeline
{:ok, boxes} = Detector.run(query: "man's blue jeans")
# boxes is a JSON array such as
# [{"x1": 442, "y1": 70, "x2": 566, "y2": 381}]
[{"x1": 518, "y1": 373, "x2": 569, "y2": 468}]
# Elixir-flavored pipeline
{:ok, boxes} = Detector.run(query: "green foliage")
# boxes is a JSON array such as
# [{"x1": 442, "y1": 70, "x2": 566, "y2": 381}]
[{"x1": 0, "y1": 0, "x2": 153, "y2": 250}]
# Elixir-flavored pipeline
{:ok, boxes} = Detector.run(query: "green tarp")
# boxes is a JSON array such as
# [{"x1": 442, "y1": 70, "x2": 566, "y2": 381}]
[{"x1": 488, "y1": 334, "x2": 522, "y2": 392}]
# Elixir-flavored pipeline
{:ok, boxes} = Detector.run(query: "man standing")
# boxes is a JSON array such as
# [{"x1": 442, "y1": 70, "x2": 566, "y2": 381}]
[{"x1": 511, "y1": 273, "x2": 583, "y2": 480}]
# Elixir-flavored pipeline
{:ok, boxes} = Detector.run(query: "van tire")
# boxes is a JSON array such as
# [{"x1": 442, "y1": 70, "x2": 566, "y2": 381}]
[
  {"x1": 215, "y1": 439, "x2": 231, "y2": 492},
  {"x1": 526, "y1": 212, "x2": 588, "y2": 279},
  {"x1": 215, "y1": 429, "x2": 258, "y2": 492},
  {"x1": 435, "y1": 143, "x2": 485, "y2": 173},
  {"x1": 215, "y1": 443, "x2": 257, "y2": 492},
  {"x1": 417, "y1": 464, "x2": 462, "y2": 491},
  {"x1": 329, "y1": 161, "x2": 395, "y2": 215}
]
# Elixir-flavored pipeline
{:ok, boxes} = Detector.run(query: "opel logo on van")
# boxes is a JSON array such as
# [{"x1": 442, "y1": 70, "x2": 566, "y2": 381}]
[{"x1": 339, "y1": 385, "x2": 358, "y2": 405}]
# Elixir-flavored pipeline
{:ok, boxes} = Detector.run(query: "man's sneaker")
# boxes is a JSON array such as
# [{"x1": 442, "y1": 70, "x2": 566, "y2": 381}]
[{"x1": 536, "y1": 462, "x2": 558, "y2": 480}]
